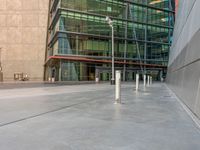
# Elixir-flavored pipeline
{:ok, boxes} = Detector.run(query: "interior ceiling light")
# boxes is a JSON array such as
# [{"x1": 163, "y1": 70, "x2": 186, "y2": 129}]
[
  {"x1": 149, "y1": 0, "x2": 164, "y2": 5},
  {"x1": 161, "y1": 18, "x2": 168, "y2": 22},
  {"x1": 156, "y1": 10, "x2": 162, "y2": 13}
]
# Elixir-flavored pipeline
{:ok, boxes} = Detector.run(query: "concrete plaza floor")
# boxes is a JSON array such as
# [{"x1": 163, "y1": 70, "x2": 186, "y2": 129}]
[{"x1": 0, "y1": 82, "x2": 200, "y2": 150}]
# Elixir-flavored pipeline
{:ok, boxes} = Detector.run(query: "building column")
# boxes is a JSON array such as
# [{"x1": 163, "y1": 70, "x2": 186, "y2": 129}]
[{"x1": 59, "y1": 60, "x2": 62, "y2": 81}]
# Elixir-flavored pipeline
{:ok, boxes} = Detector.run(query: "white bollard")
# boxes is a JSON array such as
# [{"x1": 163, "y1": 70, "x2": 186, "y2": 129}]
[
  {"x1": 143, "y1": 74, "x2": 146, "y2": 87},
  {"x1": 147, "y1": 76, "x2": 150, "y2": 86},
  {"x1": 136, "y1": 73, "x2": 139, "y2": 91},
  {"x1": 95, "y1": 77, "x2": 99, "y2": 83},
  {"x1": 115, "y1": 70, "x2": 121, "y2": 104},
  {"x1": 150, "y1": 76, "x2": 153, "y2": 85}
]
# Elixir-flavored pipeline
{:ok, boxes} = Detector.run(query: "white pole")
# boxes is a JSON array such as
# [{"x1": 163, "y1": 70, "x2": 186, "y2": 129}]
[
  {"x1": 115, "y1": 70, "x2": 121, "y2": 104},
  {"x1": 111, "y1": 26, "x2": 115, "y2": 85},
  {"x1": 106, "y1": 16, "x2": 115, "y2": 85},
  {"x1": 143, "y1": 74, "x2": 146, "y2": 87},
  {"x1": 136, "y1": 73, "x2": 139, "y2": 91}
]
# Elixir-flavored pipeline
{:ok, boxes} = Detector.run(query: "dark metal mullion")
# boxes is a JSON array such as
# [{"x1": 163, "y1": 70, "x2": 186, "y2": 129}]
[
  {"x1": 50, "y1": 0, "x2": 59, "y2": 13},
  {"x1": 48, "y1": 30, "x2": 171, "y2": 49},
  {"x1": 49, "y1": 8, "x2": 61, "y2": 30},
  {"x1": 124, "y1": 0, "x2": 175, "y2": 13},
  {"x1": 123, "y1": 3, "x2": 128, "y2": 81},
  {"x1": 49, "y1": 7, "x2": 173, "y2": 31}
]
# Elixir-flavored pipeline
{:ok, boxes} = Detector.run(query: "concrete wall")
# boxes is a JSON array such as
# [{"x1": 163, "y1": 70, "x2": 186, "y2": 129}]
[
  {"x1": 167, "y1": 0, "x2": 200, "y2": 119},
  {"x1": 0, "y1": 0, "x2": 49, "y2": 81}
]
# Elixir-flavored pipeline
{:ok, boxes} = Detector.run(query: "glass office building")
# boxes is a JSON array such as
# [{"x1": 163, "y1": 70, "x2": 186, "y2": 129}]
[{"x1": 45, "y1": 0, "x2": 175, "y2": 81}]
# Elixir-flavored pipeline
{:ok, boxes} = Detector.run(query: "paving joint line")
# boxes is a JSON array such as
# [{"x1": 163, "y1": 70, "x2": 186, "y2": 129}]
[{"x1": 0, "y1": 94, "x2": 110, "y2": 128}]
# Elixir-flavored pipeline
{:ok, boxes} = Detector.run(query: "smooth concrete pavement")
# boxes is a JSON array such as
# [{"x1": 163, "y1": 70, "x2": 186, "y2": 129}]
[{"x1": 0, "y1": 83, "x2": 200, "y2": 150}]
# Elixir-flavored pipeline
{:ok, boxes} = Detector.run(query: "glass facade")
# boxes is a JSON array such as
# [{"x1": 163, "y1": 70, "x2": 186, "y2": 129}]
[{"x1": 45, "y1": 0, "x2": 175, "y2": 81}]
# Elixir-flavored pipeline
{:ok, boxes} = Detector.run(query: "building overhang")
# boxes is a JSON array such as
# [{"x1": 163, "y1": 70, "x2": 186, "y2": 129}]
[{"x1": 45, "y1": 55, "x2": 167, "y2": 69}]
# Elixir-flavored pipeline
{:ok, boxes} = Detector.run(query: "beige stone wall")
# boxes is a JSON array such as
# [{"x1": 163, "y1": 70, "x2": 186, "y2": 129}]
[{"x1": 0, "y1": 0, "x2": 49, "y2": 81}]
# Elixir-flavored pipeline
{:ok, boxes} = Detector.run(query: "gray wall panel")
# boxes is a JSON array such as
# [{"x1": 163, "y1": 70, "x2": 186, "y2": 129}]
[
  {"x1": 167, "y1": 0, "x2": 200, "y2": 119},
  {"x1": 181, "y1": 61, "x2": 200, "y2": 111},
  {"x1": 168, "y1": 61, "x2": 200, "y2": 118},
  {"x1": 169, "y1": 0, "x2": 199, "y2": 65},
  {"x1": 185, "y1": 30, "x2": 200, "y2": 65}
]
